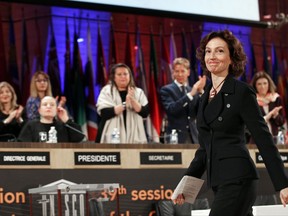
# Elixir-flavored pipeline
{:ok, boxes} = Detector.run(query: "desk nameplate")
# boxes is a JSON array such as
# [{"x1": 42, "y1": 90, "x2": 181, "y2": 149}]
[
  {"x1": 0, "y1": 151, "x2": 50, "y2": 165},
  {"x1": 74, "y1": 152, "x2": 121, "y2": 165}
]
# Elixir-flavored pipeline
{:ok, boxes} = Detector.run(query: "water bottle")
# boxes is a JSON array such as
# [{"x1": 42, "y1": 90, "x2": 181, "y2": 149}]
[
  {"x1": 277, "y1": 129, "x2": 285, "y2": 145},
  {"x1": 48, "y1": 126, "x2": 58, "y2": 143},
  {"x1": 111, "y1": 128, "x2": 120, "y2": 144},
  {"x1": 170, "y1": 129, "x2": 178, "y2": 144}
]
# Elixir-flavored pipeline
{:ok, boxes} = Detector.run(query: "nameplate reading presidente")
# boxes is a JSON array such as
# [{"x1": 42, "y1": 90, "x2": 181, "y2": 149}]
[
  {"x1": 256, "y1": 152, "x2": 288, "y2": 163},
  {"x1": 74, "y1": 152, "x2": 121, "y2": 165},
  {"x1": 140, "y1": 152, "x2": 182, "y2": 164},
  {"x1": 0, "y1": 152, "x2": 50, "y2": 165}
]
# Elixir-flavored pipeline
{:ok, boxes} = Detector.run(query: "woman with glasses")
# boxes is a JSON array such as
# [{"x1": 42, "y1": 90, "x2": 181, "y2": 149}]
[
  {"x1": 96, "y1": 63, "x2": 149, "y2": 143},
  {"x1": 26, "y1": 71, "x2": 66, "y2": 120}
]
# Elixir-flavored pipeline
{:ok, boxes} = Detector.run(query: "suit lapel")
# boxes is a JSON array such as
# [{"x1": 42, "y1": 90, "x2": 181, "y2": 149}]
[{"x1": 203, "y1": 75, "x2": 235, "y2": 125}]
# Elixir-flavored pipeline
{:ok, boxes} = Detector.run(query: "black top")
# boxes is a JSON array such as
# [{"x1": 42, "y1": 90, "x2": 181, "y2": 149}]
[
  {"x1": 0, "y1": 109, "x2": 27, "y2": 142},
  {"x1": 18, "y1": 119, "x2": 85, "y2": 143}
]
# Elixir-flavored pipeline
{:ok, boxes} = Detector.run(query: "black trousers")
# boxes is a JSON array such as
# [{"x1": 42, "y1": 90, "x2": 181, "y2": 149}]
[{"x1": 209, "y1": 179, "x2": 257, "y2": 216}]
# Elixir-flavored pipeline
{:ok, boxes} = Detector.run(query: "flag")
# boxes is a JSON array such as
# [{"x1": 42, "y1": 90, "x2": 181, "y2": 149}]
[
  {"x1": 47, "y1": 22, "x2": 61, "y2": 97},
  {"x1": 109, "y1": 19, "x2": 118, "y2": 66},
  {"x1": 160, "y1": 28, "x2": 171, "y2": 87},
  {"x1": 249, "y1": 39, "x2": 257, "y2": 82},
  {"x1": 72, "y1": 30, "x2": 87, "y2": 135},
  {"x1": 147, "y1": 32, "x2": 162, "y2": 142},
  {"x1": 8, "y1": 15, "x2": 21, "y2": 104},
  {"x1": 85, "y1": 21, "x2": 97, "y2": 141},
  {"x1": 262, "y1": 40, "x2": 270, "y2": 74},
  {"x1": 271, "y1": 43, "x2": 279, "y2": 86},
  {"x1": 20, "y1": 17, "x2": 31, "y2": 104},
  {"x1": 124, "y1": 25, "x2": 133, "y2": 73},
  {"x1": 64, "y1": 17, "x2": 73, "y2": 116},
  {"x1": 135, "y1": 25, "x2": 147, "y2": 95},
  {"x1": 95, "y1": 26, "x2": 107, "y2": 87},
  {"x1": 280, "y1": 47, "x2": 288, "y2": 120},
  {"x1": 170, "y1": 30, "x2": 177, "y2": 68},
  {"x1": 0, "y1": 12, "x2": 8, "y2": 83},
  {"x1": 272, "y1": 43, "x2": 284, "y2": 115},
  {"x1": 31, "y1": 13, "x2": 44, "y2": 74},
  {"x1": 189, "y1": 33, "x2": 199, "y2": 85},
  {"x1": 181, "y1": 29, "x2": 189, "y2": 59}
]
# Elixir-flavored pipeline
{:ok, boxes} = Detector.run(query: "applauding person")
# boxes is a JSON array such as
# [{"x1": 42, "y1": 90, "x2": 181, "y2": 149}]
[
  {"x1": 0, "y1": 82, "x2": 26, "y2": 141},
  {"x1": 19, "y1": 96, "x2": 84, "y2": 143}
]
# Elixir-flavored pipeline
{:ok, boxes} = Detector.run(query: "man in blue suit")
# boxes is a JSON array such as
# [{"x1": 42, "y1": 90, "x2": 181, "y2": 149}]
[{"x1": 160, "y1": 57, "x2": 206, "y2": 144}]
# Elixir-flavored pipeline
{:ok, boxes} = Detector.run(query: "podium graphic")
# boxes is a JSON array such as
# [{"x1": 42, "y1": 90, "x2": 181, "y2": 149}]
[{"x1": 28, "y1": 179, "x2": 120, "y2": 216}]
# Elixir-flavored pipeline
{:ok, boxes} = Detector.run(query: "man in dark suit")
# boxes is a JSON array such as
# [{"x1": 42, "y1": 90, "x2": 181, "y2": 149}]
[{"x1": 160, "y1": 57, "x2": 206, "y2": 144}]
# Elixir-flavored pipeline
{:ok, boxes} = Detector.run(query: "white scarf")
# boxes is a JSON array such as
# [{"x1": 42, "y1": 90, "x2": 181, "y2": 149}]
[{"x1": 97, "y1": 84, "x2": 148, "y2": 143}]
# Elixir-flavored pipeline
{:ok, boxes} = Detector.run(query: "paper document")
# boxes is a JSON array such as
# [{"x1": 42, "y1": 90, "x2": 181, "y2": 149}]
[{"x1": 171, "y1": 175, "x2": 204, "y2": 204}]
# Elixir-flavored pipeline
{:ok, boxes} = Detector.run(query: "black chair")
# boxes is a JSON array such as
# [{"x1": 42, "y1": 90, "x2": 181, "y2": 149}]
[{"x1": 155, "y1": 199, "x2": 209, "y2": 216}]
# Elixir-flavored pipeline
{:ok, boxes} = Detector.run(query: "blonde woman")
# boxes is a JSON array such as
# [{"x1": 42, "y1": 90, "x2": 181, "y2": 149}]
[{"x1": 0, "y1": 82, "x2": 26, "y2": 141}]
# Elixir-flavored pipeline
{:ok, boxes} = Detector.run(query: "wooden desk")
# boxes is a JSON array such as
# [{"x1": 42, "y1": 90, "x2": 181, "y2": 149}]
[{"x1": 0, "y1": 143, "x2": 287, "y2": 169}]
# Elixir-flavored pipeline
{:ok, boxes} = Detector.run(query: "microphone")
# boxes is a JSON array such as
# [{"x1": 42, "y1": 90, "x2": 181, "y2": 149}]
[{"x1": 64, "y1": 124, "x2": 87, "y2": 141}]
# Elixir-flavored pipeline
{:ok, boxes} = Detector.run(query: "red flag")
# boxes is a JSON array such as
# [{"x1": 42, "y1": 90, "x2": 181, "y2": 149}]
[
  {"x1": 32, "y1": 12, "x2": 44, "y2": 74},
  {"x1": 147, "y1": 32, "x2": 162, "y2": 142},
  {"x1": 124, "y1": 23, "x2": 133, "y2": 72},
  {"x1": 85, "y1": 21, "x2": 97, "y2": 141},
  {"x1": 281, "y1": 47, "x2": 288, "y2": 120},
  {"x1": 95, "y1": 26, "x2": 107, "y2": 87},
  {"x1": 0, "y1": 12, "x2": 8, "y2": 83},
  {"x1": 160, "y1": 28, "x2": 172, "y2": 87},
  {"x1": 21, "y1": 17, "x2": 31, "y2": 104},
  {"x1": 47, "y1": 23, "x2": 61, "y2": 97},
  {"x1": 8, "y1": 15, "x2": 21, "y2": 104}
]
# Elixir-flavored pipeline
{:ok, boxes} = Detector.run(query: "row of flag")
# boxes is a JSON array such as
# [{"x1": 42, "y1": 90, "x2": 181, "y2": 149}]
[{"x1": 1, "y1": 15, "x2": 288, "y2": 141}]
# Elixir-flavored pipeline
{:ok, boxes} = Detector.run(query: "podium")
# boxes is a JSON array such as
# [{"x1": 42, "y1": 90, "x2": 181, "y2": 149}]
[{"x1": 28, "y1": 179, "x2": 120, "y2": 216}]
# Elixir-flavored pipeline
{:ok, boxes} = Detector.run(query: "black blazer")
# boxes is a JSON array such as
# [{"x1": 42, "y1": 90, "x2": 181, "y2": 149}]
[
  {"x1": 185, "y1": 74, "x2": 288, "y2": 190},
  {"x1": 160, "y1": 82, "x2": 200, "y2": 144}
]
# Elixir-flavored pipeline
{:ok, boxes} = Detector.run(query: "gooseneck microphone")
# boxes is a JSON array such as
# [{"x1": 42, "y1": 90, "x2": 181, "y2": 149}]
[{"x1": 64, "y1": 124, "x2": 87, "y2": 141}]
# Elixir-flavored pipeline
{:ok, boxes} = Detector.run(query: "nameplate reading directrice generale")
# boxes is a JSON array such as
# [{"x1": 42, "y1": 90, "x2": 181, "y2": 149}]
[{"x1": 0, "y1": 152, "x2": 50, "y2": 165}]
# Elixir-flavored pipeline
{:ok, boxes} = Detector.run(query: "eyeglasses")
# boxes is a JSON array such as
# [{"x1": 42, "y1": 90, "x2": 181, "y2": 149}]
[{"x1": 35, "y1": 79, "x2": 48, "y2": 83}]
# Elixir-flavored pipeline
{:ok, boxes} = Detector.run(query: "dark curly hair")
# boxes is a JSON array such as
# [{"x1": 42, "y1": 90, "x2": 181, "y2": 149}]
[{"x1": 196, "y1": 30, "x2": 247, "y2": 78}]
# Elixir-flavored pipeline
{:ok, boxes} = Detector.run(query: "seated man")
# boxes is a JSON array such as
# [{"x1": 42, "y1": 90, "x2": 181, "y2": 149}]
[{"x1": 18, "y1": 96, "x2": 85, "y2": 142}]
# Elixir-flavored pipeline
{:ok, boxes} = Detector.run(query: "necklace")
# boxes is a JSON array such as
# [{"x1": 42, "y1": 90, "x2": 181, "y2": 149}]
[{"x1": 210, "y1": 78, "x2": 226, "y2": 98}]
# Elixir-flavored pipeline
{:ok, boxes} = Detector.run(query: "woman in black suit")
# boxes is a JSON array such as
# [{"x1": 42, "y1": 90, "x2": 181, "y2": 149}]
[{"x1": 173, "y1": 30, "x2": 288, "y2": 216}]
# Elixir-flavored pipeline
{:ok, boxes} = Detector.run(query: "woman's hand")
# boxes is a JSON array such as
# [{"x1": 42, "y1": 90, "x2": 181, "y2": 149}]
[
  {"x1": 126, "y1": 87, "x2": 141, "y2": 112},
  {"x1": 265, "y1": 106, "x2": 282, "y2": 121},
  {"x1": 15, "y1": 105, "x2": 24, "y2": 119},
  {"x1": 57, "y1": 106, "x2": 69, "y2": 123},
  {"x1": 56, "y1": 96, "x2": 67, "y2": 108},
  {"x1": 280, "y1": 187, "x2": 288, "y2": 207},
  {"x1": 172, "y1": 193, "x2": 185, "y2": 205},
  {"x1": 114, "y1": 104, "x2": 125, "y2": 115}
]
